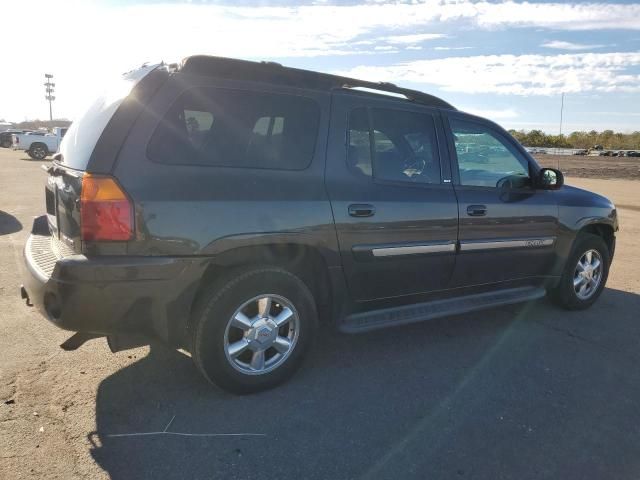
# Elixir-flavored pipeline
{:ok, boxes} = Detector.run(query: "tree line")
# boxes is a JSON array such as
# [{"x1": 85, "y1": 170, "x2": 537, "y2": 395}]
[
  {"x1": 4, "y1": 119, "x2": 72, "y2": 131},
  {"x1": 508, "y1": 129, "x2": 640, "y2": 150}
]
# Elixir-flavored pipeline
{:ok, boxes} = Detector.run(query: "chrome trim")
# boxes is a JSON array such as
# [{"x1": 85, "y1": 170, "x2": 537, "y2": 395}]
[
  {"x1": 460, "y1": 237, "x2": 555, "y2": 251},
  {"x1": 372, "y1": 243, "x2": 456, "y2": 257}
]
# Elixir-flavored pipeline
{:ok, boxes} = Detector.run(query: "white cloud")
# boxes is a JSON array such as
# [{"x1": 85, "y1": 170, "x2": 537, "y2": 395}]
[
  {"x1": 383, "y1": 33, "x2": 447, "y2": 44},
  {"x1": 580, "y1": 112, "x2": 640, "y2": 117},
  {"x1": 337, "y1": 52, "x2": 640, "y2": 96},
  {"x1": 434, "y1": 46, "x2": 474, "y2": 51},
  {"x1": 464, "y1": 108, "x2": 519, "y2": 119},
  {"x1": 2, "y1": 0, "x2": 640, "y2": 121},
  {"x1": 542, "y1": 41, "x2": 606, "y2": 51},
  {"x1": 469, "y1": 1, "x2": 640, "y2": 31}
]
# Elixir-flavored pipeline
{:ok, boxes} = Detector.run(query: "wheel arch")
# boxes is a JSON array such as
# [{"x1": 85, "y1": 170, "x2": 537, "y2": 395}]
[
  {"x1": 576, "y1": 222, "x2": 615, "y2": 257},
  {"x1": 183, "y1": 243, "x2": 334, "y2": 345}
]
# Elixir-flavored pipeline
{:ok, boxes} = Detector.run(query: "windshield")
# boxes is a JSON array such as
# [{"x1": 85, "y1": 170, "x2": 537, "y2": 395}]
[{"x1": 59, "y1": 65, "x2": 159, "y2": 170}]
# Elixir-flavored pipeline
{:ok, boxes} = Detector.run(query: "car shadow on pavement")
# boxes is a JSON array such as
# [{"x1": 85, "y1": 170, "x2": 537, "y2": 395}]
[
  {"x1": 89, "y1": 287, "x2": 640, "y2": 480},
  {"x1": 0, "y1": 210, "x2": 22, "y2": 235}
]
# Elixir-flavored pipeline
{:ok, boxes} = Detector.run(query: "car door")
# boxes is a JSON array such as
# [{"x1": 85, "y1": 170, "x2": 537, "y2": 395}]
[
  {"x1": 443, "y1": 112, "x2": 559, "y2": 287},
  {"x1": 326, "y1": 92, "x2": 458, "y2": 301}
]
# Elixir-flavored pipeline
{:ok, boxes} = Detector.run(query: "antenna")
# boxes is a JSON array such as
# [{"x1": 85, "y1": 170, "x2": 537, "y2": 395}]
[{"x1": 559, "y1": 92, "x2": 564, "y2": 137}]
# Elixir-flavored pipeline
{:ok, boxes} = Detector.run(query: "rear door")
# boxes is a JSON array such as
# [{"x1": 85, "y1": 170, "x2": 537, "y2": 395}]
[
  {"x1": 443, "y1": 112, "x2": 559, "y2": 287},
  {"x1": 326, "y1": 92, "x2": 458, "y2": 301}
]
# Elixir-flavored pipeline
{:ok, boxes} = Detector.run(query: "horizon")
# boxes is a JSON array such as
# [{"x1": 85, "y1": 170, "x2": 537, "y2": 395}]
[{"x1": 1, "y1": 0, "x2": 639, "y2": 134}]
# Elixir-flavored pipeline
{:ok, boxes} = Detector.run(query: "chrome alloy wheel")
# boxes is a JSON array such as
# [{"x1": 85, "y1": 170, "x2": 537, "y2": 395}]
[
  {"x1": 32, "y1": 146, "x2": 46, "y2": 159},
  {"x1": 223, "y1": 294, "x2": 300, "y2": 375},
  {"x1": 573, "y1": 249, "x2": 603, "y2": 300}
]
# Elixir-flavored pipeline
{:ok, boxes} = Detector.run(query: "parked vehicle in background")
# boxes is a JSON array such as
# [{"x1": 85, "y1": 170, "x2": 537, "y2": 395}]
[
  {"x1": 21, "y1": 56, "x2": 618, "y2": 393},
  {"x1": 526, "y1": 147, "x2": 548, "y2": 155},
  {"x1": 12, "y1": 127, "x2": 68, "y2": 159},
  {"x1": 588, "y1": 149, "x2": 606, "y2": 156},
  {"x1": 573, "y1": 149, "x2": 588, "y2": 156},
  {"x1": 0, "y1": 129, "x2": 32, "y2": 148},
  {"x1": 627, "y1": 151, "x2": 640, "y2": 157}
]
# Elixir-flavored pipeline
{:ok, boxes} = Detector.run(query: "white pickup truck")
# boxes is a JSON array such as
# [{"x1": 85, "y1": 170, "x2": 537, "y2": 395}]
[{"x1": 12, "y1": 127, "x2": 68, "y2": 159}]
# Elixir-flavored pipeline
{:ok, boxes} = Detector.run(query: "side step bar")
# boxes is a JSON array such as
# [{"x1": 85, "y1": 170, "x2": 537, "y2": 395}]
[{"x1": 340, "y1": 286, "x2": 546, "y2": 333}]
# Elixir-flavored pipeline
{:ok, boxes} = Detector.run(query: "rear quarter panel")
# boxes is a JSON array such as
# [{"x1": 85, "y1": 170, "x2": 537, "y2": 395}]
[{"x1": 111, "y1": 74, "x2": 340, "y2": 266}]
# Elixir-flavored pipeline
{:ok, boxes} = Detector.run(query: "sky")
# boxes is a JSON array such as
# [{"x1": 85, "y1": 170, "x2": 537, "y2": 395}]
[{"x1": 1, "y1": 0, "x2": 639, "y2": 133}]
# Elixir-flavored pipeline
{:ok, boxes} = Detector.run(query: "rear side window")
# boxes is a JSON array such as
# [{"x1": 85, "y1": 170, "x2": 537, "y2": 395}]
[
  {"x1": 347, "y1": 107, "x2": 441, "y2": 184},
  {"x1": 147, "y1": 88, "x2": 320, "y2": 170}
]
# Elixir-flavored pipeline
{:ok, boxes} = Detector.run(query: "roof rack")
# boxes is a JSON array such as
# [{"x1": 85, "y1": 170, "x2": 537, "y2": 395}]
[{"x1": 179, "y1": 55, "x2": 455, "y2": 110}]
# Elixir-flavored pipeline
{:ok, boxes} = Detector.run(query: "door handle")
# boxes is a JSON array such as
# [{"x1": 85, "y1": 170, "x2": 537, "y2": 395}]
[
  {"x1": 466, "y1": 205, "x2": 487, "y2": 216},
  {"x1": 348, "y1": 204, "x2": 376, "y2": 217}
]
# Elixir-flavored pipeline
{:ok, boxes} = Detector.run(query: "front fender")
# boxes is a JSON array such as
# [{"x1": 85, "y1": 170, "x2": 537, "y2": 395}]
[{"x1": 551, "y1": 185, "x2": 618, "y2": 277}]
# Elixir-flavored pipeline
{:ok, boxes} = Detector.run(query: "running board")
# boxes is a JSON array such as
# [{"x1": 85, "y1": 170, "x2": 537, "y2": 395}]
[{"x1": 340, "y1": 286, "x2": 546, "y2": 333}]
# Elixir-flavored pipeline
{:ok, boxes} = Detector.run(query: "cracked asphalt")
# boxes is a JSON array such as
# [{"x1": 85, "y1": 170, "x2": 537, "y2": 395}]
[{"x1": 1, "y1": 147, "x2": 639, "y2": 479}]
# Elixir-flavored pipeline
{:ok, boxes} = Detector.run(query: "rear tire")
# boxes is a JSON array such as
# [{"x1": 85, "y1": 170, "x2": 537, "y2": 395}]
[
  {"x1": 191, "y1": 267, "x2": 317, "y2": 394},
  {"x1": 28, "y1": 144, "x2": 48, "y2": 160},
  {"x1": 1, "y1": 140, "x2": 10, "y2": 148},
  {"x1": 550, "y1": 233, "x2": 610, "y2": 310}
]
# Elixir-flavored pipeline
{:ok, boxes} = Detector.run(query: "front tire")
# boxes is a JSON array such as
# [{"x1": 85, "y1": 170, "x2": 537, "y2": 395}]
[
  {"x1": 551, "y1": 233, "x2": 610, "y2": 310},
  {"x1": 191, "y1": 267, "x2": 317, "y2": 394}
]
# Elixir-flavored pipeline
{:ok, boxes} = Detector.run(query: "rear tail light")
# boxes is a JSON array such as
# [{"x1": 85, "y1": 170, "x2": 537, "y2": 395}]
[{"x1": 80, "y1": 174, "x2": 133, "y2": 241}]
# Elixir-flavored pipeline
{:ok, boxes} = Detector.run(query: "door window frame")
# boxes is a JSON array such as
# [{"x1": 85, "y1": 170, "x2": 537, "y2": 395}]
[
  {"x1": 441, "y1": 112, "x2": 540, "y2": 191},
  {"x1": 344, "y1": 100, "x2": 452, "y2": 190}
]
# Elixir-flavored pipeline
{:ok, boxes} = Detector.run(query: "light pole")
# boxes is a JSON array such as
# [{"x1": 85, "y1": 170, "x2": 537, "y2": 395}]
[{"x1": 44, "y1": 74, "x2": 55, "y2": 122}]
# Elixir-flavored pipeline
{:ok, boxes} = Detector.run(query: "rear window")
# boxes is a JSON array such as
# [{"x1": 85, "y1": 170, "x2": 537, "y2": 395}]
[
  {"x1": 147, "y1": 88, "x2": 320, "y2": 170},
  {"x1": 59, "y1": 65, "x2": 158, "y2": 170}
]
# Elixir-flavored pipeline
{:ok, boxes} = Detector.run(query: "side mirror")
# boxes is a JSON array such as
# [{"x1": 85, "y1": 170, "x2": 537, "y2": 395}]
[{"x1": 537, "y1": 168, "x2": 564, "y2": 190}]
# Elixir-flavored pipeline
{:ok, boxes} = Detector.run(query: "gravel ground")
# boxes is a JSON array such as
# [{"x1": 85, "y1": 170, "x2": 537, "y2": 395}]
[
  {"x1": 534, "y1": 154, "x2": 640, "y2": 180},
  {"x1": 1, "y1": 147, "x2": 639, "y2": 479}
]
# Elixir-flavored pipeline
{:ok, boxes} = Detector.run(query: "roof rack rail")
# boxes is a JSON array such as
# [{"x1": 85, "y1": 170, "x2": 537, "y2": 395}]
[
  {"x1": 179, "y1": 55, "x2": 455, "y2": 110},
  {"x1": 338, "y1": 81, "x2": 454, "y2": 109}
]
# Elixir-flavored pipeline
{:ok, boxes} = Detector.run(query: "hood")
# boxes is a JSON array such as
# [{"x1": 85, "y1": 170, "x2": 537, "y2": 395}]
[{"x1": 560, "y1": 184, "x2": 615, "y2": 210}]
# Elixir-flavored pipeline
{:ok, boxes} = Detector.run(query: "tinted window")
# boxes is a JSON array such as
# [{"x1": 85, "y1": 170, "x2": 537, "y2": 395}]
[
  {"x1": 372, "y1": 108, "x2": 440, "y2": 183},
  {"x1": 347, "y1": 107, "x2": 441, "y2": 184},
  {"x1": 347, "y1": 108, "x2": 372, "y2": 177},
  {"x1": 60, "y1": 69, "x2": 151, "y2": 170},
  {"x1": 450, "y1": 118, "x2": 529, "y2": 187},
  {"x1": 148, "y1": 88, "x2": 320, "y2": 170}
]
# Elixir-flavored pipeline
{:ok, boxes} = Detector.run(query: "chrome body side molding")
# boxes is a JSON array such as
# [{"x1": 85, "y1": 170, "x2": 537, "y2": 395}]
[
  {"x1": 372, "y1": 242, "x2": 456, "y2": 257},
  {"x1": 460, "y1": 237, "x2": 555, "y2": 251}
]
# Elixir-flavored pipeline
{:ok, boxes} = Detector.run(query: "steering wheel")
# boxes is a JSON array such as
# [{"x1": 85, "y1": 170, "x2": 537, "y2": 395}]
[{"x1": 402, "y1": 154, "x2": 426, "y2": 178}]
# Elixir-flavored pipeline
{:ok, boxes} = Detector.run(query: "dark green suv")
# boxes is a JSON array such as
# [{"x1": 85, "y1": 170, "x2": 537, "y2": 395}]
[{"x1": 22, "y1": 56, "x2": 617, "y2": 393}]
